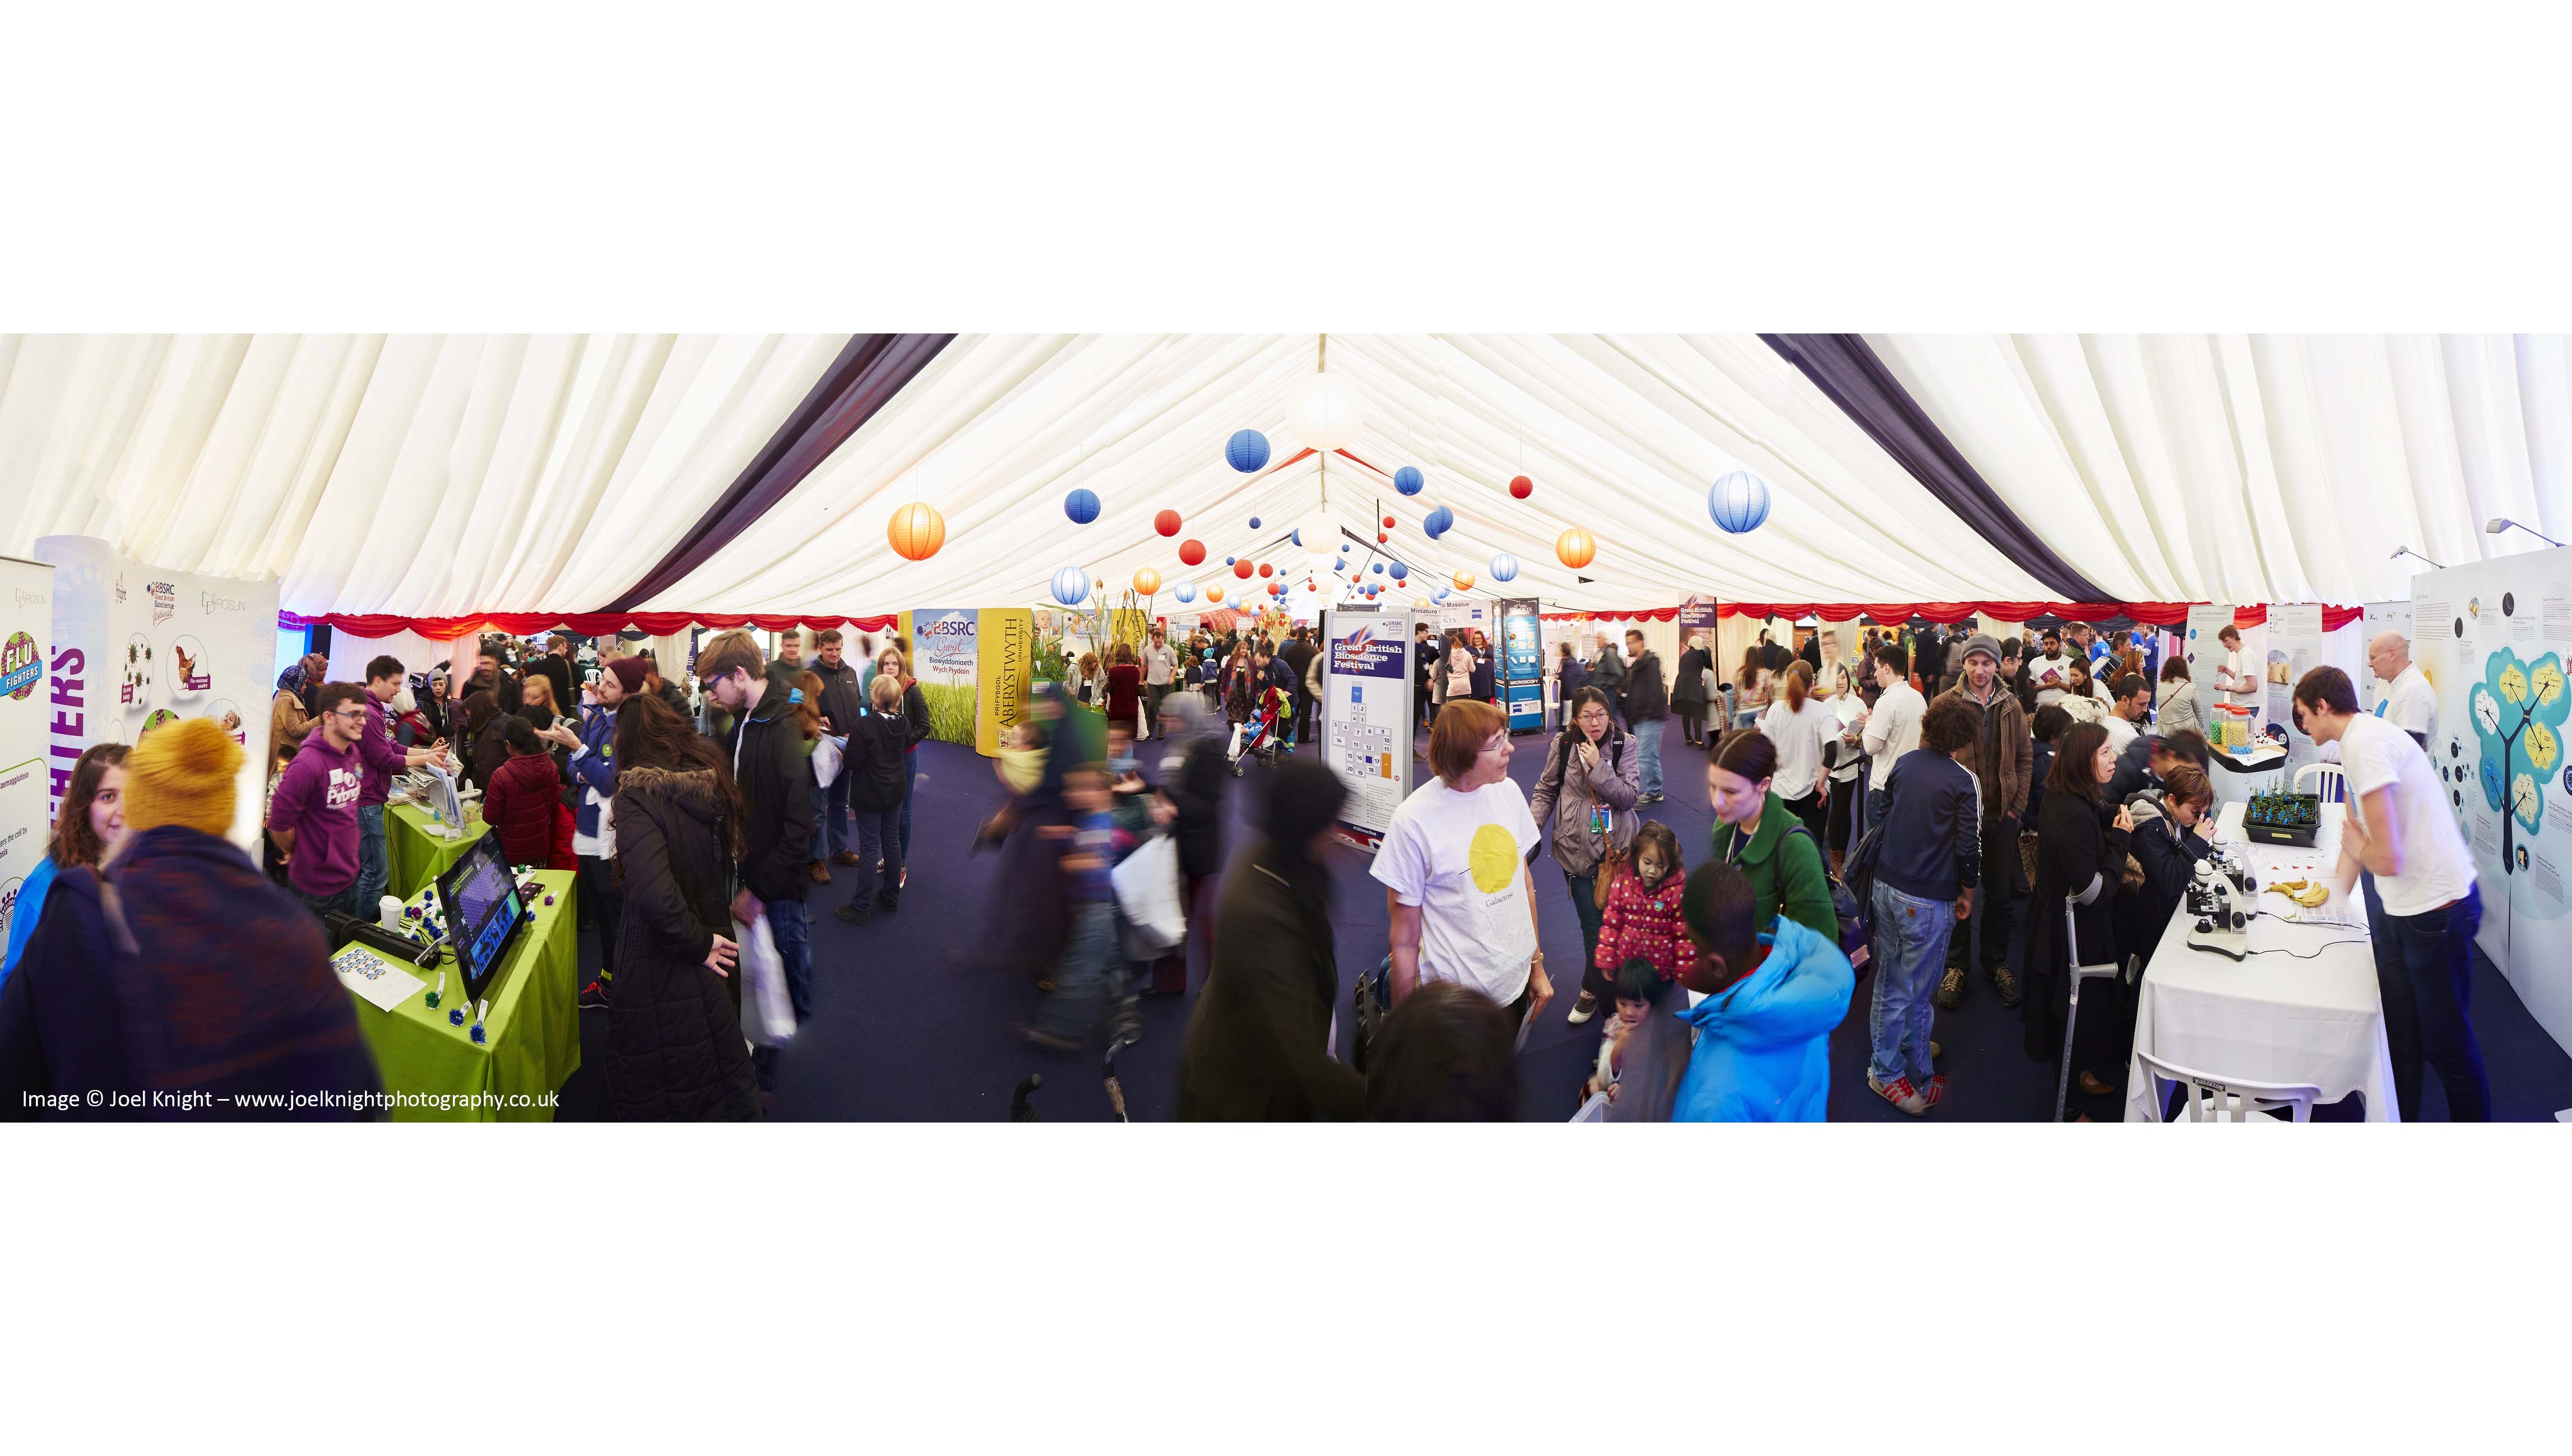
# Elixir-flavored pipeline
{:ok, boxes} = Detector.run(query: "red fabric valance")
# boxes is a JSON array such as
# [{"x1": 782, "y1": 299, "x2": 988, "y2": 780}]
[
  {"x1": 281, "y1": 611, "x2": 903, "y2": 640},
  {"x1": 1540, "y1": 601, "x2": 2367, "y2": 631}
]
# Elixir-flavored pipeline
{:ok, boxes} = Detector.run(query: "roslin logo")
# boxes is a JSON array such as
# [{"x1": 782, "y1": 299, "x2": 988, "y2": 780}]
[
  {"x1": 201, "y1": 591, "x2": 248, "y2": 614},
  {"x1": 13, "y1": 587, "x2": 44, "y2": 609}
]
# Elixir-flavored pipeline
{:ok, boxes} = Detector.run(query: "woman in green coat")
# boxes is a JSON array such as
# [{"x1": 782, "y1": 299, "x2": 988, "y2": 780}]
[{"x1": 1706, "y1": 730, "x2": 1839, "y2": 944}]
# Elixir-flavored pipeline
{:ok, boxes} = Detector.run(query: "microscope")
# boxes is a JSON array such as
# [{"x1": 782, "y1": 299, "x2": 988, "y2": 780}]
[{"x1": 2184, "y1": 845, "x2": 2256, "y2": 961}]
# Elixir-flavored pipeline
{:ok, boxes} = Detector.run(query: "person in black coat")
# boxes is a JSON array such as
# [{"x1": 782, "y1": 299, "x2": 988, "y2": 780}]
[
  {"x1": 701, "y1": 635, "x2": 817, "y2": 1020},
  {"x1": 2020, "y1": 720, "x2": 2134, "y2": 1115},
  {"x1": 2115, "y1": 764, "x2": 2216, "y2": 977},
  {"x1": 1148, "y1": 693, "x2": 1230, "y2": 994},
  {"x1": 605, "y1": 694, "x2": 759, "y2": 1121},
  {"x1": 1672, "y1": 634, "x2": 1714, "y2": 748},
  {"x1": 1178, "y1": 759, "x2": 1364, "y2": 1120}
]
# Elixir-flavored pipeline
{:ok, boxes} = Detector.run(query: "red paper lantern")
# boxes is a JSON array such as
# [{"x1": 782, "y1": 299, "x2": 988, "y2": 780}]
[
  {"x1": 1509, "y1": 474, "x2": 1533, "y2": 499},
  {"x1": 1154, "y1": 509, "x2": 1182, "y2": 537},
  {"x1": 1257, "y1": 562, "x2": 1273, "y2": 578},
  {"x1": 1376, "y1": 532, "x2": 1388, "y2": 543},
  {"x1": 1382, "y1": 514, "x2": 1396, "y2": 528},
  {"x1": 1178, "y1": 537, "x2": 1207, "y2": 566},
  {"x1": 1232, "y1": 559, "x2": 1254, "y2": 579}
]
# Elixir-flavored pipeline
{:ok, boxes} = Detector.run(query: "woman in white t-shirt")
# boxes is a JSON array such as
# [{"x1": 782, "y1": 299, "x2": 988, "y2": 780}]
[
  {"x1": 1374, "y1": 698, "x2": 1549, "y2": 1026},
  {"x1": 1758, "y1": 660, "x2": 1833, "y2": 843}
]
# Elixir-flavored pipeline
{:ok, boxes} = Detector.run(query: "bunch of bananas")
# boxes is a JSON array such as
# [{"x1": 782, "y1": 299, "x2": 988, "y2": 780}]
[{"x1": 2265, "y1": 878, "x2": 2332, "y2": 908}]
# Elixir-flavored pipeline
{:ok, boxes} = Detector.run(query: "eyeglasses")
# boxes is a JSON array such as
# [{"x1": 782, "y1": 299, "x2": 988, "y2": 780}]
[{"x1": 330, "y1": 708, "x2": 368, "y2": 723}]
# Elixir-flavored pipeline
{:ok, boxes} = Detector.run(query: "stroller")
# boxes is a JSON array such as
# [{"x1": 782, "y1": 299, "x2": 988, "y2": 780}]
[{"x1": 1229, "y1": 684, "x2": 1291, "y2": 777}]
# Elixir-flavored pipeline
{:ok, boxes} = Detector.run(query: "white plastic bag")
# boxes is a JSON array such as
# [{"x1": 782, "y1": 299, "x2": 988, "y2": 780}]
[
  {"x1": 1226, "y1": 721, "x2": 1245, "y2": 762},
  {"x1": 733, "y1": 914, "x2": 796, "y2": 1047},
  {"x1": 812, "y1": 732, "x2": 845, "y2": 788},
  {"x1": 1111, "y1": 834, "x2": 1187, "y2": 953}
]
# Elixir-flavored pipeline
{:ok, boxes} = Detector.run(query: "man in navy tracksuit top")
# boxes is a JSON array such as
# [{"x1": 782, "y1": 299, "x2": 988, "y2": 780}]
[
  {"x1": 1858, "y1": 694, "x2": 1986, "y2": 1115},
  {"x1": 549, "y1": 655, "x2": 643, "y2": 1009}
]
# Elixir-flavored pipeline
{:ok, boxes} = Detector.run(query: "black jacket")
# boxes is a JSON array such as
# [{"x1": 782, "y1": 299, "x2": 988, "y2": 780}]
[
  {"x1": 845, "y1": 710, "x2": 911, "y2": 812},
  {"x1": 808, "y1": 660, "x2": 864, "y2": 736},
  {"x1": 721, "y1": 670, "x2": 817, "y2": 903},
  {"x1": 1161, "y1": 736, "x2": 1229, "y2": 879},
  {"x1": 2116, "y1": 790, "x2": 2212, "y2": 971},
  {"x1": 1177, "y1": 841, "x2": 1364, "y2": 1121},
  {"x1": 2105, "y1": 727, "x2": 2155, "y2": 804},
  {"x1": 1865, "y1": 748, "x2": 1982, "y2": 902},
  {"x1": 529, "y1": 654, "x2": 577, "y2": 722},
  {"x1": 1278, "y1": 638, "x2": 1317, "y2": 697},
  {"x1": 1672, "y1": 646, "x2": 1713, "y2": 708},
  {"x1": 606, "y1": 766, "x2": 759, "y2": 1121},
  {"x1": 2022, "y1": 789, "x2": 2130, "y2": 1061},
  {"x1": 1623, "y1": 649, "x2": 1668, "y2": 722}
]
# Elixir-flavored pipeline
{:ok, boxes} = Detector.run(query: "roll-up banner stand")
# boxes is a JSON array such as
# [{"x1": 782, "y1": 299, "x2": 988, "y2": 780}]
[
  {"x1": 1322, "y1": 606, "x2": 1413, "y2": 850},
  {"x1": 0, "y1": 556, "x2": 53, "y2": 942},
  {"x1": 1498, "y1": 597, "x2": 1542, "y2": 733}
]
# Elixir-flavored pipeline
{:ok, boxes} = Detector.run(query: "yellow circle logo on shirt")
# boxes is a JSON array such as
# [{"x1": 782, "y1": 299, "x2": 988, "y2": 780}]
[{"x1": 1468, "y1": 823, "x2": 1519, "y2": 893}]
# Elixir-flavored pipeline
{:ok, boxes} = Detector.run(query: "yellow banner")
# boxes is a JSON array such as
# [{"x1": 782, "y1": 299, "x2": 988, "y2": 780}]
[{"x1": 975, "y1": 608, "x2": 1034, "y2": 757}]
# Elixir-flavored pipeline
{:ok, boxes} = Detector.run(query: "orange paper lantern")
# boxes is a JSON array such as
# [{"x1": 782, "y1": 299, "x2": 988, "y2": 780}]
[
  {"x1": 1452, "y1": 569, "x2": 1476, "y2": 591},
  {"x1": 887, "y1": 501, "x2": 946, "y2": 561},
  {"x1": 1555, "y1": 525, "x2": 1596, "y2": 569},
  {"x1": 1133, "y1": 567, "x2": 1162, "y2": 595},
  {"x1": 1206, "y1": 585, "x2": 1224, "y2": 603}
]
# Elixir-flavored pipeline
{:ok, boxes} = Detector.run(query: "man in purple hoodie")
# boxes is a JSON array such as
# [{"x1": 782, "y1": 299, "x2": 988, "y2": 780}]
[
  {"x1": 356, "y1": 655, "x2": 453, "y2": 912},
  {"x1": 270, "y1": 683, "x2": 377, "y2": 921}
]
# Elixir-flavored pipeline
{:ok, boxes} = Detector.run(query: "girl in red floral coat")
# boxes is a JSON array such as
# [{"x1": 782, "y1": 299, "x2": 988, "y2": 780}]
[{"x1": 1593, "y1": 821, "x2": 1688, "y2": 982}]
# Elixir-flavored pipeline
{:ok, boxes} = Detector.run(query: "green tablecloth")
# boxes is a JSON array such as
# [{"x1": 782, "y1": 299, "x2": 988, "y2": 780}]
[
  {"x1": 384, "y1": 801, "x2": 489, "y2": 901},
  {"x1": 338, "y1": 869, "x2": 580, "y2": 1122}
]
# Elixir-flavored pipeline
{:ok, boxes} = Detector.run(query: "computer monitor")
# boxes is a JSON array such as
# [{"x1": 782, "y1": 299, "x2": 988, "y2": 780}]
[{"x1": 435, "y1": 831, "x2": 529, "y2": 1004}]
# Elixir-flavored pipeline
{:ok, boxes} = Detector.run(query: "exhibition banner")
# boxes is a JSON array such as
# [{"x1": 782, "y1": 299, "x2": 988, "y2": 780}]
[
  {"x1": 1498, "y1": 597, "x2": 1543, "y2": 732},
  {"x1": 1323, "y1": 608, "x2": 1414, "y2": 848},
  {"x1": 2414, "y1": 550, "x2": 2572, "y2": 1055},
  {"x1": 36, "y1": 536, "x2": 279, "y2": 854},
  {"x1": 1677, "y1": 597, "x2": 1718, "y2": 634},
  {"x1": 974, "y1": 608, "x2": 1033, "y2": 757},
  {"x1": 2266, "y1": 604, "x2": 2327, "y2": 770},
  {"x1": 910, "y1": 607, "x2": 979, "y2": 746},
  {"x1": 0, "y1": 557, "x2": 52, "y2": 948},
  {"x1": 2362, "y1": 600, "x2": 2417, "y2": 702}
]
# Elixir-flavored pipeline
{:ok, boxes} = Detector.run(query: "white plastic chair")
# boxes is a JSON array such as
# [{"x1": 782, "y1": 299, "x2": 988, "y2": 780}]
[
  {"x1": 2293, "y1": 762, "x2": 2348, "y2": 805},
  {"x1": 2054, "y1": 894, "x2": 2125, "y2": 1123},
  {"x1": 2135, "y1": 1050, "x2": 2321, "y2": 1123}
]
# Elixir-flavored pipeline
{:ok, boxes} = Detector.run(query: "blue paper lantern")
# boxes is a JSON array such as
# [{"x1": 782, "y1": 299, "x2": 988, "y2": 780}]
[
  {"x1": 1394, "y1": 465, "x2": 1425, "y2": 495},
  {"x1": 1226, "y1": 429, "x2": 1271, "y2": 473},
  {"x1": 1389, "y1": 562, "x2": 1408, "y2": 581},
  {"x1": 1370, "y1": 562, "x2": 1384, "y2": 575},
  {"x1": 1489, "y1": 553, "x2": 1518, "y2": 582},
  {"x1": 1224, "y1": 555, "x2": 1236, "y2": 566},
  {"x1": 1062, "y1": 488, "x2": 1100, "y2": 525},
  {"x1": 1708, "y1": 470, "x2": 1772, "y2": 534},
  {"x1": 1432, "y1": 586, "x2": 1450, "y2": 602},
  {"x1": 1050, "y1": 564, "x2": 1091, "y2": 607},
  {"x1": 1424, "y1": 505, "x2": 1455, "y2": 539},
  {"x1": 1248, "y1": 516, "x2": 1262, "y2": 530},
  {"x1": 1173, "y1": 580, "x2": 1197, "y2": 604}
]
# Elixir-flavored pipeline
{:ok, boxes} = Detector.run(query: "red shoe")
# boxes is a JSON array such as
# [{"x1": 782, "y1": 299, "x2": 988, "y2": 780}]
[
  {"x1": 1922, "y1": 1074, "x2": 1948, "y2": 1109},
  {"x1": 1869, "y1": 1074, "x2": 1928, "y2": 1116}
]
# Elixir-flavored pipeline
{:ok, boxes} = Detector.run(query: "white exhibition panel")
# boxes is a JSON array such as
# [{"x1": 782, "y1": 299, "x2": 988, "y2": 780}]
[{"x1": 2412, "y1": 549, "x2": 2572, "y2": 1057}]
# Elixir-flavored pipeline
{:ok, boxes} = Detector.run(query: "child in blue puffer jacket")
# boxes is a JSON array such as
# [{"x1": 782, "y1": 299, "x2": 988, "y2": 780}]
[{"x1": 1670, "y1": 860, "x2": 1856, "y2": 1122}]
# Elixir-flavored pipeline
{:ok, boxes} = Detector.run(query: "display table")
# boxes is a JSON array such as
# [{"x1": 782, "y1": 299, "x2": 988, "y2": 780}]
[
  {"x1": 337, "y1": 869, "x2": 580, "y2": 1122},
  {"x1": 2123, "y1": 804, "x2": 2398, "y2": 1121},
  {"x1": 384, "y1": 801, "x2": 489, "y2": 901}
]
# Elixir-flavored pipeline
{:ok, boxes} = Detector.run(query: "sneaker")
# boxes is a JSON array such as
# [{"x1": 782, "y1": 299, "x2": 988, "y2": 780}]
[
  {"x1": 1987, "y1": 964, "x2": 2021, "y2": 1007},
  {"x1": 1933, "y1": 965, "x2": 1966, "y2": 1009},
  {"x1": 1869, "y1": 1073, "x2": 1929, "y2": 1115},
  {"x1": 875, "y1": 891, "x2": 900, "y2": 914},
  {"x1": 578, "y1": 977, "x2": 611, "y2": 1010},
  {"x1": 900, "y1": 868, "x2": 907, "y2": 890},
  {"x1": 1930, "y1": 1040, "x2": 1942, "y2": 1061},
  {"x1": 1566, "y1": 990, "x2": 1598, "y2": 1025},
  {"x1": 808, "y1": 859, "x2": 831, "y2": 884},
  {"x1": 1639, "y1": 791, "x2": 1666, "y2": 805},
  {"x1": 832, "y1": 902, "x2": 871, "y2": 926},
  {"x1": 1922, "y1": 1074, "x2": 1948, "y2": 1109},
  {"x1": 832, "y1": 850, "x2": 863, "y2": 866},
  {"x1": 1016, "y1": 1023, "x2": 1081, "y2": 1054}
]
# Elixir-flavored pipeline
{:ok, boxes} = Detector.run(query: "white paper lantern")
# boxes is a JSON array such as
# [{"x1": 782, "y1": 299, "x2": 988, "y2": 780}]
[{"x1": 1288, "y1": 374, "x2": 1366, "y2": 451}]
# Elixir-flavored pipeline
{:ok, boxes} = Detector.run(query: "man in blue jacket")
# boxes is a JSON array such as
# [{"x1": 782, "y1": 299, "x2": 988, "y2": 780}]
[
  {"x1": 541, "y1": 655, "x2": 642, "y2": 1010},
  {"x1": 1670, "y1": 860, "x2": 1856, "y2": 1122},
  {"x1": 1859, "y1": 694, "x2": 1985, "y2": 1114}
]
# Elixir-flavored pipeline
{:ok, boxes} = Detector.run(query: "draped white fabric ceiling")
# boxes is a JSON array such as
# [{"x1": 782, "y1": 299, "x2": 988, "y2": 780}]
[{"x1": 4, "y1": 332, "x2": 2561, "y2": 620}]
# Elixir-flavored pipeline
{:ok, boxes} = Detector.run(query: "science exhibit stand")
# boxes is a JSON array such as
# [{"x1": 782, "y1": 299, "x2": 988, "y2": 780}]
[{"x1": 1320, "y1": 605, "x2": 1414, "y2": 852}]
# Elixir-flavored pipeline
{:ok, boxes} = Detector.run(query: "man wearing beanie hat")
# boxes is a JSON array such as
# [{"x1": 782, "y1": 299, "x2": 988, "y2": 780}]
[
  {"x1": 1, "y1": 717, "x2": 381, "y2": 1119},
  {"x1": 1929, "y1": 632, "x2": 2029, "y2": 1011},
  {"x1": 539, "y1": 653, "x2": 645, "y2": 1009},
  {"x1": 267, "y1": 681, "x2": 376, "y2": 922}
]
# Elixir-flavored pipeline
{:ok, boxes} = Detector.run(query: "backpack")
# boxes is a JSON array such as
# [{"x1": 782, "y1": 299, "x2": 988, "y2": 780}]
[{"x1": 1781, "y1": 820, "x2": 1873, "y2": 972}]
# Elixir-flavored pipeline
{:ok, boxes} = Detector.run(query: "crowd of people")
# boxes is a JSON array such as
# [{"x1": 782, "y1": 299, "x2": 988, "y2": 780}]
[{"x1": 0, "y1": 604, "x2": 2499, "y2": 1124}]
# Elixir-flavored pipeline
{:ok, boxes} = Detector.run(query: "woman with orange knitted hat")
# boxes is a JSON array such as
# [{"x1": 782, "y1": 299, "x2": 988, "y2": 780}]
[{"x1": 0, "y1": 717, "x2": 379, "y2": 1119}]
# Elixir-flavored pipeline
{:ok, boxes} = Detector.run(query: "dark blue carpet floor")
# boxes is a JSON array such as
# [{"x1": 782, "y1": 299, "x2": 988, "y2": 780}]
[{"x1": 556, "y1": 734, "x2": 2572, "y2": 1122}]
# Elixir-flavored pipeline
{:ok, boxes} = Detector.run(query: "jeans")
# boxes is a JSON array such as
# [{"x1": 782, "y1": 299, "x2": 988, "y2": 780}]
[
  {"x1": 850, "y1": 805, "x2": 903, "y2": 909},
  {"x1": 2361, "y1": 875, "x2": 2491, "y2": 1121},
  {"x1": 579, "y1": 853, "x2": 623, "y2": 976},
  {"x1": 767, "y1": 897, "x2": 812, "y2": 1021},
  {"x1": 1868, "y1": 881, "x2": 1951, "y2": 1086},
  {"x1": 1033, "y1": 901, "x2": 1127, "y2": 1042},
  {"x1": 1633, "y1": 717, "x2": 1663, "y2": 797},
  {"x1": 354, "y1": 804, "x2": 388, "y2": 913},
  {"x1": 1146, "y1": 682, "x2": 1169, "y2": 736},
  {"x1": 1565, "y1": 866, "x2": 1611, "y2": 1004},
  {"x1": 897, "y1": 754, "x2": 916, "y2": 861},
  {"x1": 296, "y1": 880, "x2": 365, "y2": 928},
  {"x1": 812, "y1": 770, "x2": 850, "y2": 860}
]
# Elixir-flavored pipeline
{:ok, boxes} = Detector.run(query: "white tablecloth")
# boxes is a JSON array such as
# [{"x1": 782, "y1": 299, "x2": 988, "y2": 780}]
[{"x1": 2124, "y1": 804, "x2": 2400, "y2": 1121}]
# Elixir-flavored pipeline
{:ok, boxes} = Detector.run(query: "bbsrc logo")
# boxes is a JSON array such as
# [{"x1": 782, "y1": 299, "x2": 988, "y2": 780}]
[{"x1": 147, "y1": 580, "x2": 177, "y2": 625}]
